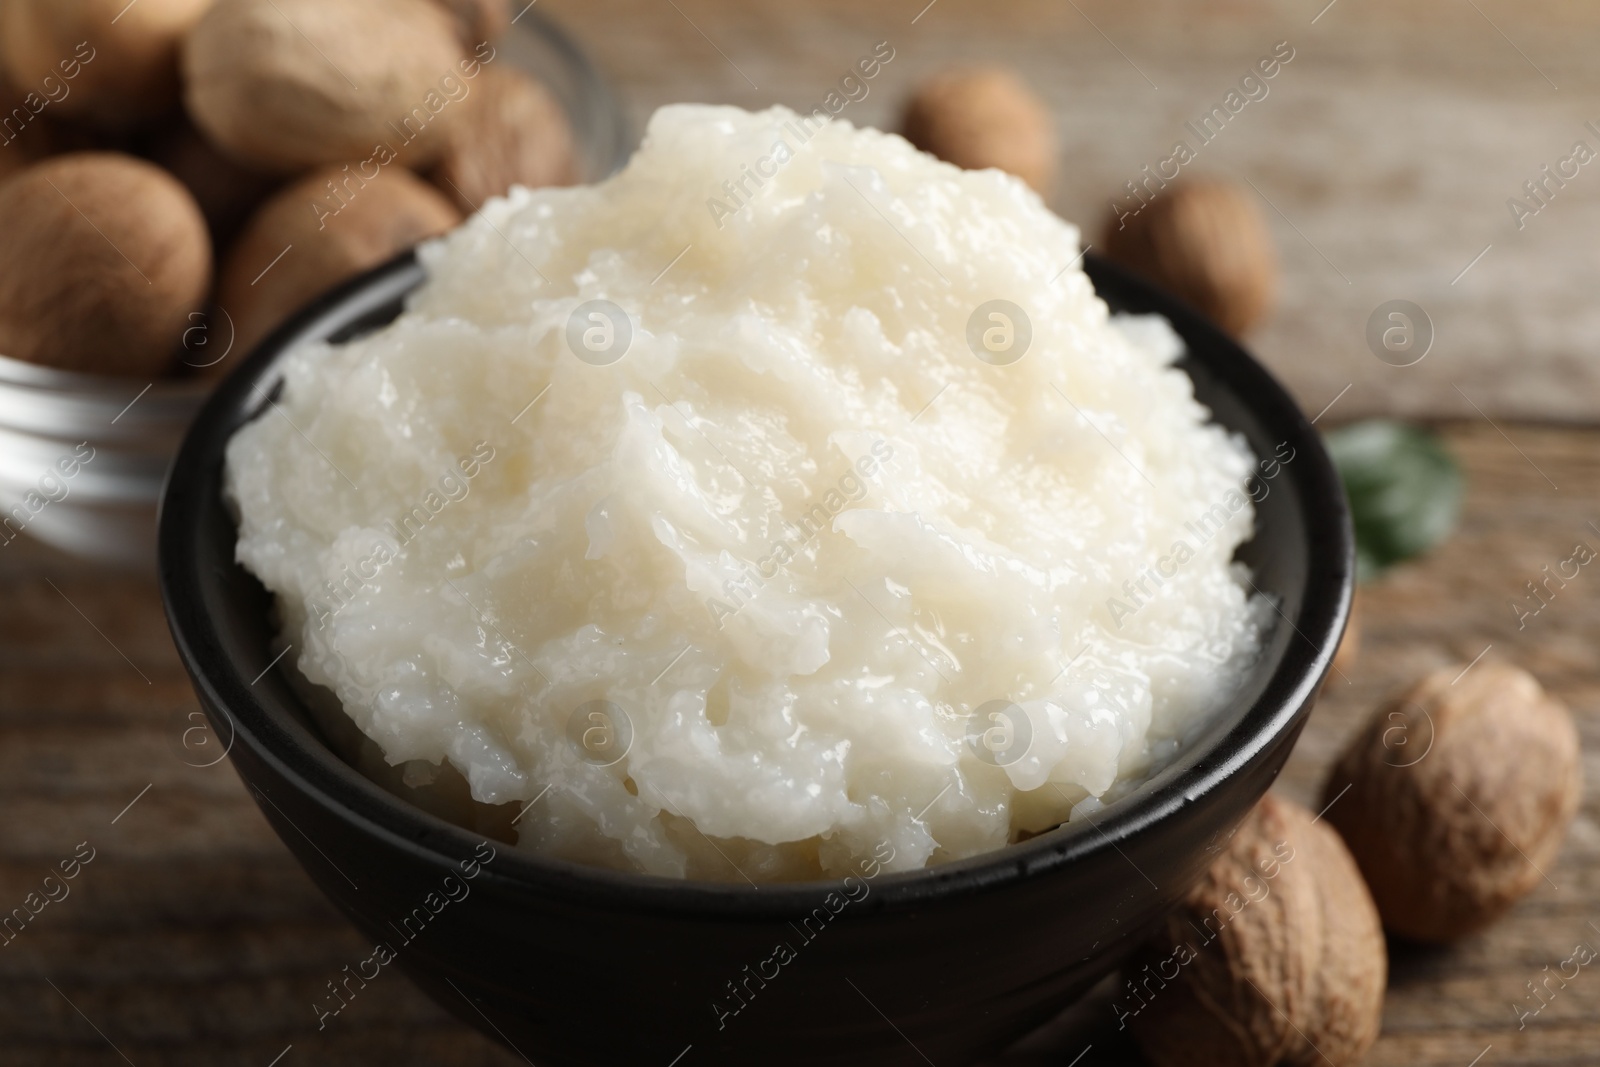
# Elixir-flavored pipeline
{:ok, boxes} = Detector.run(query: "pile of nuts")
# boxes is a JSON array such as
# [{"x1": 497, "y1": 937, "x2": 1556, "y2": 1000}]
[
  {"x1": 0, "y1": 0, "x2": 575, "y2": 378},
  {"x1": 1126, "y1": 659, "x2": 1582, "y2": 1066}
]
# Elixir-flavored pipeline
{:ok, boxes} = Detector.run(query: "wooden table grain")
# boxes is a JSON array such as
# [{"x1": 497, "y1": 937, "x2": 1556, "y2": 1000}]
[
  {"x1": 7, "y1": 0, "x2": 1600, "y2": 1063},
  {"x1": 4, "y1": 422, "x2": 1597, "y2": 1065}
]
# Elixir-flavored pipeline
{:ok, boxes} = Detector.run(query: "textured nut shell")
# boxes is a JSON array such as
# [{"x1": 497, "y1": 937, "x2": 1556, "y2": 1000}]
[
  {"x1": 0, "y1": 152, "x2": 211, "y2": 376},
  {"x1": 431, "y1": 65, "x2": 575, "y2": 212},
  {"x1": 1100, "y1": 180, "x2": 1277, "y2": 337},
  {"x1": 1128, "y1": 795, "x2": 1386, "y2": 1067},
  {"x1": 182, "y1": 0, "x2": 464, "y2": 171},
  {"x1": 901, "y1": 67, "x2": 1057, "y2": 193},
  {"x1": 428, "y1": 0, "x2": 510, "y2": 45},
  {"x1": 0, "y1": 0, "x2": 213, "y2": 126},
  {"x1": 216, "y1": 165, "x2": 461, "y2": 360},
  {"x1": 1323, "y1": 661, "x2": 1581, "y2": 942}
]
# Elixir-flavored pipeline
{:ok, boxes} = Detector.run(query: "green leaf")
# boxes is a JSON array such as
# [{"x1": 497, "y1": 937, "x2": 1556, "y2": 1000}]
[{"x1": 1324, "y1": 420, "x2": 1463, "y2": 582}]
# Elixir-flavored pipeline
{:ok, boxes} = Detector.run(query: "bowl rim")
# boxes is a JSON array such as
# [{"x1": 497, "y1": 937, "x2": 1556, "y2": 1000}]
[{"x1": 159, "y1": 248, "x2": 1353, "y2": 918}]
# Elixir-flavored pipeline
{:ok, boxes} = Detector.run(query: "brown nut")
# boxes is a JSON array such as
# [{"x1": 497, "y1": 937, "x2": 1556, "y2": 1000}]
[
  {"x1": 901, "y1": 66, "x2": 1057, "y2": 194},
  {"x1": 1125, "y1": 794, "x2": 1386, "y2": 1067},
  {"x1": 1322, "y1": 661, "x2": 1581, "y2": 943},
  {"x1": 428, "y1": 0, "x2": 510, "y2": 46},
  {"x1": 215, "y1": 165, "x2": 461, "y2": 360},
  {"x1": 182, "y1": 0, "x2": 465, "y2": 171},
  {"x1": 430, "y1": 65, "x2": 575, "y2": 213},
  {"x1": 0, "y1": 0, "x2": 213, "y2": 127},
  {"x1": 0, "y1": 152, "x2": 211, "y2": 376},
  {"x1": 1100, "y1": 179, "x2": 1277, "y2": 337}
]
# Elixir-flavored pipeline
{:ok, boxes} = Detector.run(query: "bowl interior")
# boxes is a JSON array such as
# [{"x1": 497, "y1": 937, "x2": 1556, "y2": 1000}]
[{"x1": 159, "y1": 249, "x2": 1352, "y2": 913}]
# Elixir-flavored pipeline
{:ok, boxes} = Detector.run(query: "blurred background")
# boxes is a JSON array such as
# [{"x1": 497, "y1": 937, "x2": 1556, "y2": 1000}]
[{"x1": 2, "y1": 0, "x2": 1597, "y2": 1064}]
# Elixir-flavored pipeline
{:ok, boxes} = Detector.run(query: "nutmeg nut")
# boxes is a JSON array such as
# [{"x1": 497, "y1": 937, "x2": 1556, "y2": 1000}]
[
  {"x1": 182, "y1": 0, "x2": 465, "y2": 171},
  {"x1": 0, "y1": 0, "x2": 213, "y2": 127},
  {"x1": 215, "y1": 164, "x2": 461, "y2": 360},
  {"x1": 0, "y1": 151, "x2": 211, "y2": 377},
  {"x1": 1322, "y1": 661, "x2": 1581, "y2": 943},
  {"x1": 430, "y1": 64, "x2": 575, "y2": 213},
  {"x1": 901, "y1": 66, "x2": 1057, "y2": 194},
  {"x1": 1100, "y1": 179, "x2": 1277, "y2": 337},
  {"x1": 1124, "y1": 794, "x2": 1386, "y2": 1067}
]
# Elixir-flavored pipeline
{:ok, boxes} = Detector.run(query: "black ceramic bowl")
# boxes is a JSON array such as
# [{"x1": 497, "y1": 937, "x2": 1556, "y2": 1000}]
[{"x1": 159, "y1": 251, "x2": 1352, "y2": 1066}]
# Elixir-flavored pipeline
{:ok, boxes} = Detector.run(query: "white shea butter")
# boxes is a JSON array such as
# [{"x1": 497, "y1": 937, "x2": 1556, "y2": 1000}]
[{"x1": 225, "y1": 104, "x2": 1270, "y2": 881}]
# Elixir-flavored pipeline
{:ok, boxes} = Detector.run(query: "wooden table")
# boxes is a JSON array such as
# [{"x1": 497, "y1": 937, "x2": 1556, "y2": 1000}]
[
  {"x1": 3, "y1": 422, "x2": 1596, "y2": 1065},
  {"x1": 7, "y1": 0, "x2": 1600, "y2": 1063}
]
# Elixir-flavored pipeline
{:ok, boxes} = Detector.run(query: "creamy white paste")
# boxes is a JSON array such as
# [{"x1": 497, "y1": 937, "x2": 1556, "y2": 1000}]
[{"x1": 225, "y1": 104, "x2": 1269, "y2": 881}]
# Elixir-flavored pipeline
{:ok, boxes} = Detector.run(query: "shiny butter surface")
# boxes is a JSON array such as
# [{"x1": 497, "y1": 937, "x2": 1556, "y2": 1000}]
[{"x1": 225, "y1": 105, "x2": 1267, "y2": 881}]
